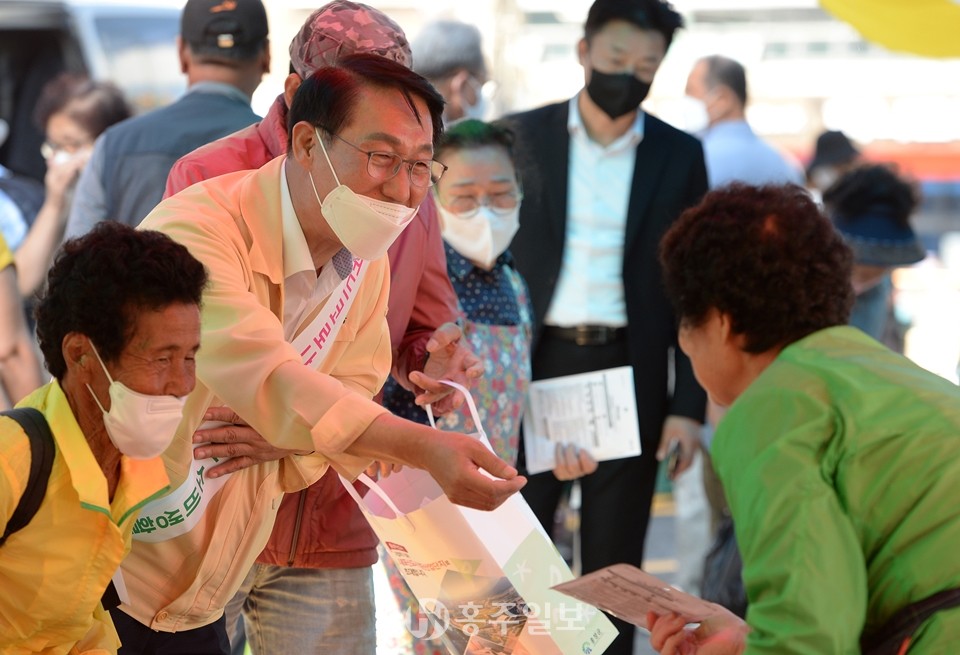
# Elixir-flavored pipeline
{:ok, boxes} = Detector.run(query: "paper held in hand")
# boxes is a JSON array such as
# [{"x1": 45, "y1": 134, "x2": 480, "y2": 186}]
[
  {"x1": 551, "y1": 564, "x2": 724, "y2": 630},
  {"x1": 522, "y1": 366, "x2": 641, "y2": 474}
]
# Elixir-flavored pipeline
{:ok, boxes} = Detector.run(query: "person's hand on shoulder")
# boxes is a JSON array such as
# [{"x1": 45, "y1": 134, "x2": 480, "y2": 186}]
[{"x1": 193, "y1": 406, "x2": 303, "y2": 478}]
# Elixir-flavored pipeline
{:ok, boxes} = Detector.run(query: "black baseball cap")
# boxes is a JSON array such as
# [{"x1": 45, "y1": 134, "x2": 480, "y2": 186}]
[{"x1": 181, "y1": 0, "x2": 269, "y2": 59}]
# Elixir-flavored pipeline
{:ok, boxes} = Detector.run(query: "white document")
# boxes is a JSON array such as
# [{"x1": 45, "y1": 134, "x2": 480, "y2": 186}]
[
  {"x1": 551, "y1": 563, "x2": 723, "y2": 630},
  {"x1": 522, "y1": 365, "x2": 641, "y2": 475}
]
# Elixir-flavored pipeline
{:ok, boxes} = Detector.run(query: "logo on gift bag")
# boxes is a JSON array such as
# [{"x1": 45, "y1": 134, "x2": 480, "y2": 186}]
[{"x1": 582, "y1": 627, "x2": 607, "y2": 654}]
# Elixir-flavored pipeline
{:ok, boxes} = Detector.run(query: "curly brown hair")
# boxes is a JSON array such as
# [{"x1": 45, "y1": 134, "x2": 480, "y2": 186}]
[
  {"x1": 659, "y1": 183, "x2": 854, "y2": 353},
  {"x1": 36, "y1": 222, "x2": 208, "y2": 380}
]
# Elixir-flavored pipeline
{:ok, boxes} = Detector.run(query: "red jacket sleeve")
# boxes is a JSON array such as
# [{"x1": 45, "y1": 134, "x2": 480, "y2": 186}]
[{"x1": 386, "y1": 195, "x2": 459, "y2": 391}]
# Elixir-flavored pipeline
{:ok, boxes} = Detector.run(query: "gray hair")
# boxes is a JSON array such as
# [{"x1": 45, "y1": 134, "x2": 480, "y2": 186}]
[
  {"x1": 411, "y1": 20, "x2": 485, "y2": 80},
  {"x1": 701, "y1": 55, "x2": 747, "y2": 107}
]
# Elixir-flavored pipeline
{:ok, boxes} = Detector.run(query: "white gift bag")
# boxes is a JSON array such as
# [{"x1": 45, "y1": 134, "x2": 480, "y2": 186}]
[{"x1": 341, "y1": 381, "x2": 618, "y2": 655}]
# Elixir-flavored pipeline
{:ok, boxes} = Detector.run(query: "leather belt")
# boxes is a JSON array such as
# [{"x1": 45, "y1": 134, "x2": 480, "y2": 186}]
[{"x1": 542, "y1": 325, "x2": 626, "y2": 346}]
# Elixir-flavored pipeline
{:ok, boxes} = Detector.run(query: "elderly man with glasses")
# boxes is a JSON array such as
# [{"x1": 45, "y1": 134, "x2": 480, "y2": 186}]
[
  {"x1": 161, "y1": 4, "x2": 482, "y2": 653},
  {"x1": 110, "y1": 54, "x2": 526, "y2": 655}
]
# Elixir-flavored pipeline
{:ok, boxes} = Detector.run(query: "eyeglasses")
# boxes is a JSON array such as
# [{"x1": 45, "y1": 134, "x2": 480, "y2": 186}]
[
  {"x1": 40, "y1": 141, "x2": 87, "y2": 161},
  {"x1": 440, "y1": 188, "x2": 523, "y2": 219},
  {"x1": 327, "y1": 132, "x2": 447, "y2": 188},
  {"x1": 40, "y1": 142, "x2": 73, "y2": 160}
]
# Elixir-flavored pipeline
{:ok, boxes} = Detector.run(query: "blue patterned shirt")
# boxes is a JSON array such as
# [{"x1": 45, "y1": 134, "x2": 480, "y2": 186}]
[
  {"x1": 444, "y1": 244, "x2": 524, "y2": 326},
  {"x1": 381, "y1": 244, "x2": 530, "y2": 425}
]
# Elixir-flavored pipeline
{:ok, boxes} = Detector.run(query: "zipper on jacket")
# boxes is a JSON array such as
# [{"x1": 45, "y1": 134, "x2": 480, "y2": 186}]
[{"x1": 287, "y1": 490, "x2": 308, "y2": 566}]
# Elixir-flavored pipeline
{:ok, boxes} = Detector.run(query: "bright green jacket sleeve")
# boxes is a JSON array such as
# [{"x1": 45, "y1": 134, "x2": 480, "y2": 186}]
[{"x1": 713, "y1": 326, "x2": 960, "y2": 653}]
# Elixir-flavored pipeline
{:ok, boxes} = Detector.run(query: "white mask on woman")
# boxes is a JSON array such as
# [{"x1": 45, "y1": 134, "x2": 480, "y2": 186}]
[
  {"x1": 437, "y1": 202, "x2": 520, "y2": 270},
  {"x1": 308, "y1": 128, "x2": 418, "y2": 261},
  {"x1": 86, "y1": 346, "x2": 186, "y2": 460}
]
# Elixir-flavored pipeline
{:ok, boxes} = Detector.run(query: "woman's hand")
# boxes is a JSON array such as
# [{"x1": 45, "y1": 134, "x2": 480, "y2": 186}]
[
  {"x1": 44, "y1": 148, "x2": 90, "y2": 203},
  {"x1": 647, "y1": 605, "x2": 749, "y2": 655},
  {"x1": 408, "y1": 322, "x2": 483, "y2": 414}
]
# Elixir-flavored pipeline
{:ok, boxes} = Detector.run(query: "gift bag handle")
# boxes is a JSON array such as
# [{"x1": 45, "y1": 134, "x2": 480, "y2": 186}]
[
  {"x1": 340, "y1": 379, "x2": 485, "y2": 532},
  {"x1": 339, "y1": 472, "x2": 417, "y2": 532},
  {"x1": 424, "y1": 379, "x2": 489, "y2": 442}
]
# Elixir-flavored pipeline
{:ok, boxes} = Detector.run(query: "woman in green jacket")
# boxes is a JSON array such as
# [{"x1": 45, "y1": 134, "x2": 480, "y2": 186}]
[{"x1": 648, "y1": 183, "x2": 960, "y2": 654}]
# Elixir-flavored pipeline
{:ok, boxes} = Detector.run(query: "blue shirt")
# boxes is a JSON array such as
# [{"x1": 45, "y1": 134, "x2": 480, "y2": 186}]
[
  {"x1": 702, "y1": 120, "x2": 804, "y2": 189},
  {"x1": 445, "y1": 244, "x2": 524, "y2": 326},
  {"x1": 0, "y1": 166, "x2": 28, "y2": 249}
]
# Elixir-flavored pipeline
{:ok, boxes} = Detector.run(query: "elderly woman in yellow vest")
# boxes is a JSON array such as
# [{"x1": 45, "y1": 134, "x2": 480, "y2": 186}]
[{"x1": 0, "y1": 222, "x2": 206, "y2": 654}]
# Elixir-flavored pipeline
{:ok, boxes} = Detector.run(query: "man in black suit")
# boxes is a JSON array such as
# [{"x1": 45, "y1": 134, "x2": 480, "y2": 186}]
[{"x1": 501, "y1": 1, "x2": 708, "y2": 652}]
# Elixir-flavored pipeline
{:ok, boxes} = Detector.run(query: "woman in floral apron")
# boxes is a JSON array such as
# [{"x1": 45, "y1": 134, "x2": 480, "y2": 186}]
[{"x1": 380, "y1": 119, "x2": 533, "y2": 655}]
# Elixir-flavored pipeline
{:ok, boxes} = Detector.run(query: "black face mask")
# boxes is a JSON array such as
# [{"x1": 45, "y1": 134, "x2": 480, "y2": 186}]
[{"x1": 585, "y1": 70, "x2": 651, "y2": 119}]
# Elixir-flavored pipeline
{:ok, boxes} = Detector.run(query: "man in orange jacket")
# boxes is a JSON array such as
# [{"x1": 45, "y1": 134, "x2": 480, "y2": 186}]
[{"x1": 164, "y1": 3, "x2": 475, "y2": 654}]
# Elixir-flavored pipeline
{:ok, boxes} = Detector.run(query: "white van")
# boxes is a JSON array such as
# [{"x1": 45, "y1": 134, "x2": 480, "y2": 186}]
[{"x1": 0, "y1": 0, "x2": 184, "y2": 181}]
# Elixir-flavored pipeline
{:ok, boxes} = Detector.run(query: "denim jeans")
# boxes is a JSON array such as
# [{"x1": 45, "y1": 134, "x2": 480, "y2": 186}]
[
  {"x1": 850, "y1": 274, "x2": 893, "y2": 341},
  {"x1": 225, "y1": 563, "x2": 376, "y2": 655}
]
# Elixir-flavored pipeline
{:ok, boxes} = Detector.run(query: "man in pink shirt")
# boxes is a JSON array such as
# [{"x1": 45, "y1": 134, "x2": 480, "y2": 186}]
[{"x1": 165, "y1": 3, "x2": 469, "y2": 653}]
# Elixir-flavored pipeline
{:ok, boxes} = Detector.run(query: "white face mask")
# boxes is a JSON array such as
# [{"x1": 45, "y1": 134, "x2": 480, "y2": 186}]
[
  {"x1": 452, "y1": 77, "x2": 493, "y2": 123},
  {"x1": 308, "y1": 128, "x2": 418, "y2": 261},
  {"x1": 437, "y1": 202, "x2": 520, "y2": 270},
  {"x1": 461, "y1": 93, "x2": 488, "y2": 122},
  {"x1": 86, "y1": 346, "x2": 186, "y2": 460},
  {"x1": 463, "y1": 76, "x2": 491, "y2": 122},
  {"x1": 50, "y1": 150, "x2": 76, "y2": 166},
  {"x1": 43, "y1": 144, "x2": 91, "y2": 167},
  {"x1": 811, "y1": 167, "x2": 841, "y2": 192},
  {"x1": 675, "y1": 95, "x2": 711, "y2": 136}
]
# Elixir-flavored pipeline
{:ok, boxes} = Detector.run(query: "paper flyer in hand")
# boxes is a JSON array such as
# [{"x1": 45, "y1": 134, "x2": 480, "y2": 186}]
[
  {"x1": 522, "y1": 365, "x2": 641, "y2": 474},
  {"x1": 551, "y1": 563, "x2": 724, "y2": 630}
]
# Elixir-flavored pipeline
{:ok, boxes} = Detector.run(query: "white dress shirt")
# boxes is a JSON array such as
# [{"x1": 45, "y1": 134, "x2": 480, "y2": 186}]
[
  {"x1": 544, "y1": 95, "x2": 644, "y2": 327},
  {"x1": 280, "y1": 160, "x2": 346, "y2": 341}
]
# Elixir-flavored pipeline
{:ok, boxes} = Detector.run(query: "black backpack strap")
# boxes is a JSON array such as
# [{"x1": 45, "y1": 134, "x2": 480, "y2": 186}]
[
  {"x1": 861, "y1": 588, "x2": 960, "y2": 655},
  {"x1": 0, "y1": 407, "x2": 55, "y2": 546}
]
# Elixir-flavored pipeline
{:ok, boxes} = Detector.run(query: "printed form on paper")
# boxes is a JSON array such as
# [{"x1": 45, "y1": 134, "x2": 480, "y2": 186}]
[
  {"x1": 522, "y1": 365, "x2": 641, "y2": 474},
  {"x1": 552, "y1": 563, "x2": 724, "y2": 630}
]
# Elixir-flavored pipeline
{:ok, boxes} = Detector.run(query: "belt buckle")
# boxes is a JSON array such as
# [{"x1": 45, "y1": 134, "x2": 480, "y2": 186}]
[{"x1": 575, "y1": 325, "x2": 598, "y2": 346}]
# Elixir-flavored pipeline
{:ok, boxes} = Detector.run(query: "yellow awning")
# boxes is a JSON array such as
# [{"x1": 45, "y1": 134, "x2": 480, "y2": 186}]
[{"x1": 820, "y1": 0, "x2": 960, "y2": 58}]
